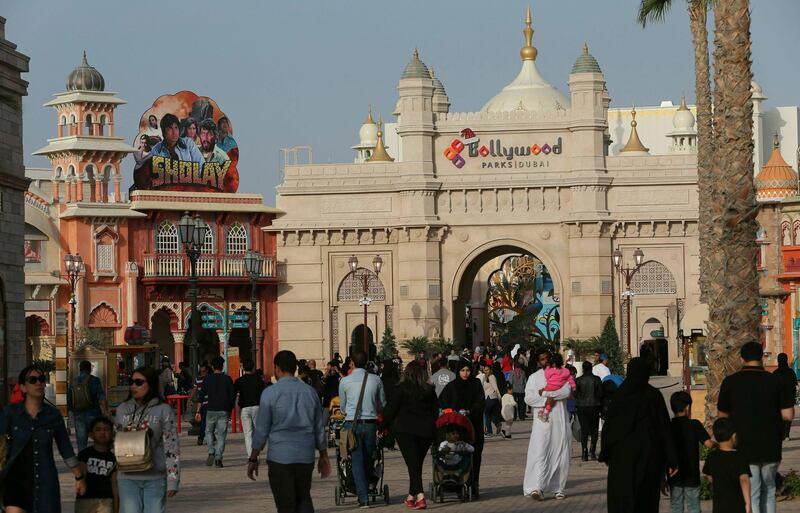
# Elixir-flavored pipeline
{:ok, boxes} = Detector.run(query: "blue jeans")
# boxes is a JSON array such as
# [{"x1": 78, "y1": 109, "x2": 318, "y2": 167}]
[
  {"x1": 670, "y1": 485, "x2": 700, "y2": 513},
  {"x1": 73, "y1": 411, "x2": 99, "y2": 452},
  {"x1": 345, "y1": 421, "x2": 377, "y2": 504},
  {"x1": 205, "y1": 410, "x2": 229, "y2": 460},
  {"x1": 118, "y1": 478, "x2": 166, "y2": 513},
  {"x1": 750, "y1": 462, "x2": 779, "y2": 513}
]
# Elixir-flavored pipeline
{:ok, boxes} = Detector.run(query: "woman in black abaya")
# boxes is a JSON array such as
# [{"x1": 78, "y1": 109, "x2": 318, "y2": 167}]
[
  {"x1": 439, "y1": 358, "x2": 485, "y2": 500},
  {"x1": 599, "y1": 357, "x2": 677, "y2": 513}
]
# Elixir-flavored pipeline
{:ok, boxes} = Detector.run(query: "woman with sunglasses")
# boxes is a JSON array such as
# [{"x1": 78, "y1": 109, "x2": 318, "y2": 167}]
[
  {"x1": 114, "y1": 367, "x2": 180, "y2": 513},
  {"x1": 0, "y1": 365, "x2": 85, "y2": 513}
]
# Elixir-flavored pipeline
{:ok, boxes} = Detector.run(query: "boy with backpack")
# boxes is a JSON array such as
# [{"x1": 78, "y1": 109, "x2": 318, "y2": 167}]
[{"x1": 69, "y1": 360, "x2": 108, "y2": 452}]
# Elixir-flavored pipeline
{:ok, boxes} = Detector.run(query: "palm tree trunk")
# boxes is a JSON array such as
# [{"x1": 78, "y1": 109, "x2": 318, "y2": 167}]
[
  {"x1": 689, "y1": 0, "x2": 713, "y2": 304},
  {"x1": 704, "y1": 0, "x2": 760, "y2": 425}
]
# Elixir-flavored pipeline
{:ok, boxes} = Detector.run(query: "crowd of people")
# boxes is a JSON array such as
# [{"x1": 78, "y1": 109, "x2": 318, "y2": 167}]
[{"x1": 0, "y1": 339, "x2": 796, "y2": 513}]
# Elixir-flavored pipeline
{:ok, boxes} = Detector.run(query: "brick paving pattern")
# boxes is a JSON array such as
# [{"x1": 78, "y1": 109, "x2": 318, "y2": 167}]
[{"x1": 59, "y1": 418, "x2": 800, "y2": 512}]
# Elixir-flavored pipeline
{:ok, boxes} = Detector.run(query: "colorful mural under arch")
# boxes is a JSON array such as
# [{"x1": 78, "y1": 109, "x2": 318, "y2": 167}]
[
  {"x1": 132, "y1": 91, "x2": 239, "y2": 193},
  {"x1": 487, "y1": 254, "x2": 560, "y2": 347}
]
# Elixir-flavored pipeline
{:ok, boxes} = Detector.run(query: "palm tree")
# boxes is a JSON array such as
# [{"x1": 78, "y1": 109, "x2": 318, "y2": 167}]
[
  {"x1": 703, "y1": 0, "x2": 760, "y2": 423},
  {"x1": 638, "y1": 0, "x2": 759, "y2": 426},
  {"x1": 638, "y1": 0, "x2": 714, "y2": 301}
]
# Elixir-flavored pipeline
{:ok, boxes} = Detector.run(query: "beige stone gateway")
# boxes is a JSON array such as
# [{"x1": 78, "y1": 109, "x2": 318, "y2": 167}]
[{"x1": 269, "y1": 9, "x2": 705, "y2": 377}]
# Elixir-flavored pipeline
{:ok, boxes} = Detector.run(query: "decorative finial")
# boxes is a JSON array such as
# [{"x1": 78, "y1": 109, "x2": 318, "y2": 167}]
[
  {"x1": 678, "y1": 93, "x2": 689, "y2": 111},
  {"x1": 82, "y1": 50, "x2": 88, "y2": 65},
  {"x1": 520, "y1": 6, "x2": 538, "y2": 61},
  {"x1": 774, "y1": 131, "x2": 781, "y2": 149},
  {"x1": 412, "y1": 48, "x2": 419, "y2": 60},
  {"x1": 620, "y1": 105, "x2": 650, "y2": 154},
  {"x1": 367, "y1": 113, "x2": 395, "y2": 162},
  {"x1": 364, "y1": 104, "x2": 375, "y2": 125},
  {"x1": 583, "y1": 42, "x2": 589, "y2": 55}
]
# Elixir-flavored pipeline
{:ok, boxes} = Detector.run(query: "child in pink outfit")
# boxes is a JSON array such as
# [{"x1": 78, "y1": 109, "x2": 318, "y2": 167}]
[{"x1": 538, "y1": 354, "x2": 576, "y2": 422}]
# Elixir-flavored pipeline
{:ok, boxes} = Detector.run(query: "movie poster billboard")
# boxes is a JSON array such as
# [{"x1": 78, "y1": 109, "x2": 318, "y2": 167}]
[{"x1": 132, "y1": 91, "x2": 239, "y2": 193}]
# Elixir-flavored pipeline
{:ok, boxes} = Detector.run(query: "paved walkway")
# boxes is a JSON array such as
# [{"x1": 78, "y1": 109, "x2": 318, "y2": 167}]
[{"x1": 59, "y1": 418, "x2": 800, "y2": 512}]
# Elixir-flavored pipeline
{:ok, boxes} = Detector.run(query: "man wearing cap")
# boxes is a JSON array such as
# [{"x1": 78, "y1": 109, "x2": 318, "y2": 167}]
[{"x1": 592, "y1": 352, "x2": 611, "y2": 380}]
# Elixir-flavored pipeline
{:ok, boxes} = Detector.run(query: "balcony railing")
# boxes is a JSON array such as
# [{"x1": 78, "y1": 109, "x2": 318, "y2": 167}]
[{"x1": 143, "y1": 253, "x2": 275, "y2": 278}]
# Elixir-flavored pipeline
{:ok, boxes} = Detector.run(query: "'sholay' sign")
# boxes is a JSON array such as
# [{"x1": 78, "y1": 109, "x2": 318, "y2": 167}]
[{"x1": 443, "y1": 128, "x2": 562, "y2": 169}]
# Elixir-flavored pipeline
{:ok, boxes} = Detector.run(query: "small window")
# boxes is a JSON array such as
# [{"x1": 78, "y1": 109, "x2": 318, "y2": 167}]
[
  {"x1": 85, "y1": 114, "x2": 93, "y2": 134},
  {"x1": 97, "y1": 243, "x2": 113, "y2": 271},
  {"x1": 98, "y1": 114, "x2": 106, "y2": 136},
  {"x1": 226, "y1": 223, "x2": 248, "y2": 254},
  {"x1": 24, "y1": 240, "x2": 41, "y2": 263},
  {"x1": 156, "y1": 221, "x2": 180, "y2": 254},
  {"x1": 201, "y1": 228, "x2": 214, "y2": 254}
]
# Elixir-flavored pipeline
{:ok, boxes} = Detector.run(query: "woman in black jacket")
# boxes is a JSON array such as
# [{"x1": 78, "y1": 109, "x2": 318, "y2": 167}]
[
  {"x1": 383, "y1": 361, "x2": 438, "y2": 509},
  {"x1": 438, "y1": 358, "x2": 485, "y2": 500},
  {"x1": 574, "y1": 361, "x2": 603, "y2": 461}
]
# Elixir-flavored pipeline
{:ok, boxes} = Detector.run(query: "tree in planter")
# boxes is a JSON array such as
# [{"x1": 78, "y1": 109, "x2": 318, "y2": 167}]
[
  {"x1": 598, "y1": 316, "x2": 625, "y2": 376},
  {"x1": 399, "y1": 336, "x2": 430, "y2": 360},
  {"x1": 430, "y1": 337, "x2": 458, "y2": 357},
  {"x1": 377, "y1": 327, "x2": 397, "y2": 361}
]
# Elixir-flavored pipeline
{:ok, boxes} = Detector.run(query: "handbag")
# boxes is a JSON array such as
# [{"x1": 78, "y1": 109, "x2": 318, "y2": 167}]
[
  {"x1": 339, "y1": 372, "x2": 369, "y2": 456},
  {"x1": 115, "y1": 405, "x2": 153, "y2": 473},
  {"x1": 570, "y1": 414, "x2": 582, "y2": 442}
]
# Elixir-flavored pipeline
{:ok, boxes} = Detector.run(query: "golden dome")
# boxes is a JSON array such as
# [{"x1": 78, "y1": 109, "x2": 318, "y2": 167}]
[
  {"x1": 367, "y1": 115, "x2": 394, "y2": 163},
  {"x1": 620, "y1": 107, "x2": 650, "y2": 154},
  {"x1": 755, "y1": 135, "x2": 798, "y2": 202}
]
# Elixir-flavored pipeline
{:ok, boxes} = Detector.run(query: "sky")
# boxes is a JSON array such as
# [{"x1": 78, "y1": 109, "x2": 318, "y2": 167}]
[{"x1": 6, "y1": 0, "x2": 799, "y2": 204}]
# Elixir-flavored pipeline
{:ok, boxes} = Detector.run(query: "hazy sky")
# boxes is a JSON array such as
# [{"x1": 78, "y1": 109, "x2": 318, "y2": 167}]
[{"x1": 6, "y1": 0, "x2": 798, "y2": 203}]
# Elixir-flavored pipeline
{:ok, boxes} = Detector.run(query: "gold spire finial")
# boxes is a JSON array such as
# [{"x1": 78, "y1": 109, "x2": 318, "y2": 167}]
[
  {"x1": 621, "y1": 106, "x2": 650, "y2": 154},
  {"x1": 583, "y1": 42, "x2": 589, "y2": 55},
  {"x1": 363, "y1": 104, "x2": 375, "y2": 125},
  {"x1": 412, "y1": 48, "x2": 420, "y2": 60},
  {"x1": 774, "y1": 131, "x2": 781, "y2": 149},
  {"x1": 520, "y1": 6, "x2": 538, "y2": 61},
  {"x1": 678, "y1": 93, "x2": 689, "y2": 111},
  {"x1": 367, "y1": 114, "x2": 394, "y2": 162}
]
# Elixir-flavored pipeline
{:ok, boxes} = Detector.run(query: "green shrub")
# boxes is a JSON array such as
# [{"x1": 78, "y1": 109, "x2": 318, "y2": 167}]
[
  {"x1": 699, "y1": 444, "x2": 713, "y2": 461},
  {"x1": 781, "y1": 470, "x2": 800, "y2": 498},
  {"x1": 699, "y1": 478, "x2": 712, "y2": 501},
  {"x1": 400, "y1": 336, "x2": 430, "y2": 357},
  {"x1": 377, "y1": 327, "x2": 397, "y2": 361}
]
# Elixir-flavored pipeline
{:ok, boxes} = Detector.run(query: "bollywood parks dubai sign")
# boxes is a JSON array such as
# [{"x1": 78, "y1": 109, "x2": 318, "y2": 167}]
[{"x1": 442, "y1": 128, "x2": 563, "y2": 169}]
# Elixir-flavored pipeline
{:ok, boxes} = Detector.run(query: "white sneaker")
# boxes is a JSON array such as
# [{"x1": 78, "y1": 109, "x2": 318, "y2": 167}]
[{"x1": 554, "y1": 491, "x2": 565, "y2": 500}]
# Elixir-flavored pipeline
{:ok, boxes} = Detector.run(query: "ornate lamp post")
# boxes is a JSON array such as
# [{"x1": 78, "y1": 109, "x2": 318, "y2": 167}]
[
  {"x1": 179, "y1": 212, "x2": 208, "y2": 373},
  {"x1": 244, "y1": 249, "x2": 264, "y2": 367},
  {"x1": 63, "y1": 253, "x2": 84, "y2": 350},
  {"x1": 612, "y1": 247, "x2": 645, "y2": 356},
  {"x1": 348, "y1": 254, "x2": 383, "y2": 359}
]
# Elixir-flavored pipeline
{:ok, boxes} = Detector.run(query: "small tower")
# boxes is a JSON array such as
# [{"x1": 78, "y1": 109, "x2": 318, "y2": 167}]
[
  {"x1": 755, "y1": 133, "x2": 798, "y2": 202},
  {"x1": 619, "y1": 107, "x2": 650, "y2": 156},
  {"x1": 395, "y1": 48, "x2": 435, "y2": 164},
  {"x1": 352, "y1": 105, "x2": 378, "y2": 163},
  {"x1": 668, "y1": 95, "x2": 697, "y2": 153},
  {"x1": 33, "y1": 52, "x2": 135, "y2": 204},
  {"x1": 751, "y1": 81, "x2": 767, "y2": 174},
  {"x1": 567, "y1": 41, "x2": 607, "y2": 167},
  {"x1": 367, "y1": 115, "x2": 394, "y2": 162},
  {"x1": 430, "y1": 67, "x2": 450, "y2": 114}
]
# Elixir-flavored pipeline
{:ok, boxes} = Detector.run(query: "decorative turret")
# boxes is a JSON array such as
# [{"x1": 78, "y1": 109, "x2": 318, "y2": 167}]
[
  {"x1": 401, "y1": 48, "x2": 431, "y2": 80},
  {"x1": 430, "y1": 67, "x2": 450, "y2": 114},
  {"x1": 67, "y1": 51, "x2": 105, "y2": 92},
  {"x1": 755, "y1": 133, "x2": 798, "y2": 202},
  {"x1": 352, "y1": 105, "x2": 379, "y2": 163},
  {"x1": 396, "y1": 48, "x2": 435, "y2": 163},
  {"x1": 367, "y1": 115, "x2": 394, "y2": 162},
  {"x1": 668, "y1": 94, "x2": 697, "y2": 153},
  {"x1": 752, "y1": 80, "x2": 768, "y2": 174},
  {"x1": 619, "y1": 107, "x2": 650, "y2": 155},
  {"x1": 571, "y1": 42, "x2": 602, "y2": 74},
  {"x1": 34, "y1": 52, "x2": 135, "y2": 204},
  {"x1": 482, "y1": 7, "x2": 569, "y2": 112}
]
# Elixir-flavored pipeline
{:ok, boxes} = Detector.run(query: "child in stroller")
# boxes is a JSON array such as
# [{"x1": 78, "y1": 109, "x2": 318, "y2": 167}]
[{"x1": 429, "y1": 410, "x2": 476, "y2": 503}]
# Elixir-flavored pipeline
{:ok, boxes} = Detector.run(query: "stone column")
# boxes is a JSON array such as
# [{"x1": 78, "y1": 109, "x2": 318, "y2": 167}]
[
  {"x1": 395, "y1": 227, "x2": 443, "y2": 343},
  {"x1": 567, "y1": 223, "x2": 614, "y2": 338}
]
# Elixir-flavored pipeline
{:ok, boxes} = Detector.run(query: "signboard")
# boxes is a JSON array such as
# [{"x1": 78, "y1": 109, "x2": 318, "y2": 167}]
[
  {"x1": 441, "y1": 128, "x2": 563, "y2": 170},
  {"x1": 132, "y1": 91, "x2": 239, "y2": 193}
]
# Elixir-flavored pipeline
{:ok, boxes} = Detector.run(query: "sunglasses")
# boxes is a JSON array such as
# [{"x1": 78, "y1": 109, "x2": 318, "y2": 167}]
[
  {"x1": 131, "y1": 379, "x2": 147, "y2": 387},
  {"x1": 25, "y1": 375, "x2": 47, "y2": 384}
]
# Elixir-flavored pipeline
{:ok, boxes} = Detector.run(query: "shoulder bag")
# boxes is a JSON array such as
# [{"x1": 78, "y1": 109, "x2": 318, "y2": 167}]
[
  {"x1": 115, "y1": 404, "x2": 153, "y2": 473},
  {"x1": 339, "y1": 372, "x2": 369, "y2": 456}
]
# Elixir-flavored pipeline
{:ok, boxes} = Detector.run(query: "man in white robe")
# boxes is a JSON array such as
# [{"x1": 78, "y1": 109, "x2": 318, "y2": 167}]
[{"x1": 523, "y1": 351, "x2": 572, "y2": 500}]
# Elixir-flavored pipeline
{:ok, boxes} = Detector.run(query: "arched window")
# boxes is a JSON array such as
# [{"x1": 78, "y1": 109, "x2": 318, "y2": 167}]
[
  {"x1": 84, "y1": 113, "x2": 93, "y2": 134},
  {"x1": 70, "y1": 114, "x2": 77, "y2": 124},
  {"x1": 338, "y1": 268, "x2": 386, "y2": 301},
  {"x1": 630, "y1": 261, "x2": 677, "y2": 295},
  {"x1": 201, "y1": 227, "x2": 214, "y2": 254},
  {"x1": 225, "y1": 223, "x2": 248, "y2": 254},
  {"x1": 67, "y1": 165, "x2": 76, "y2": 178},
  {"x1": 60, "y1": 115, "x2": 67, "y2": 126},
  {"x1": 98, "y1": 114, "x2": 106, "y2": 136},
  {"x1": 156, "y1": 221, "x2": 180, "y2": 254},
  {"x1": 55, "y1": 166, "x2": 63, "y2": 179},
  {"x1": 84, "y1": 164, "x2": 95, "y2": 181}
]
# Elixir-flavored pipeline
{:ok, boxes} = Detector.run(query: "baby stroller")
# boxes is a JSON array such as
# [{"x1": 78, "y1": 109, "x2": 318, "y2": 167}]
[
  {"x1": 333, "y1": 423, "x2": 389, "y2": 506},
  {"x1": 429, "y1": 410, "x2": 476, "y2": 503},
  {"x1": 327, "y1": 396, "x2": 345, "y2": 448}
]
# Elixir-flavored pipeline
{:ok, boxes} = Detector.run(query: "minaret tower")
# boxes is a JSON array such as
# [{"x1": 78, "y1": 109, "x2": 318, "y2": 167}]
[{"x1": 33, "y1": 52, "x2": 135, "y2": 204}]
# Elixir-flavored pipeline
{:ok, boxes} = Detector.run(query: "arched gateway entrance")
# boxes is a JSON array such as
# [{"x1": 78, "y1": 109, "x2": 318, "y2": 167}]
[{"x1": 452, "y1": 244, "x2": 560, "y2": 350}]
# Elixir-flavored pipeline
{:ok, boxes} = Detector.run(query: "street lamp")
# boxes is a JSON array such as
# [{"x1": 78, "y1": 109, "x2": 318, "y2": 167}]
[
  {"x1": 244, "y1": 249, "x2": 264, "y2": 367},
  {"x1": 63, "y1": 253, "x2": 84, "y2": 350},
  {"x1": 348, "y1": 254, "x2": 383, "y2": 360},
  {"x1": 179, "y1": 212, "x2": 208, "y2": 374},
  {"x1": 612, "y1": 247, "x2": 646, "y2": 355}
]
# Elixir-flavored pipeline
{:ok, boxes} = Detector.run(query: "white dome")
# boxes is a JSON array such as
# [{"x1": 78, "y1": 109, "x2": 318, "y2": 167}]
[
  {"x1": 359, "y1": 121, "x2": 378, "y2": 146},
  {"x1": 751, "y1": 80, "x2": 766, "y2": 100},
  {"x1": 673, "y1": 109, "x2": 695, "y2": 130},
  {"x1": 482, "y1": 60, "x2": 569, "y2": 113}
]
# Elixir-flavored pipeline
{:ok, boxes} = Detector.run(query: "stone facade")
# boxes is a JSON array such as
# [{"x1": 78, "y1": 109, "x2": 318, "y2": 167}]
[
  {"x1": 0, "y1": 17, "x2": 30, "y2": 396},
  {"x1": 271, "y1": 17, "x2": 704, "y2": 377}
]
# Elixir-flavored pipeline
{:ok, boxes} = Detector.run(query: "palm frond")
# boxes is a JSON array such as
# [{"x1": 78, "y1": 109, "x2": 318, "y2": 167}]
[{"x1": 638, "y1": 0, "x2": 674, "y2": 28}]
